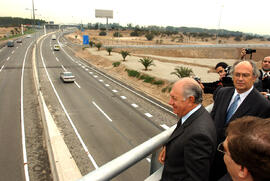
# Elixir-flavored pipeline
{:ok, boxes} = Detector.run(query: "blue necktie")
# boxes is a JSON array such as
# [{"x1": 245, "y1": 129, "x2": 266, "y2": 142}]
[{"x1": 226, "y1": 94, "x2": 240, "y2": 124}]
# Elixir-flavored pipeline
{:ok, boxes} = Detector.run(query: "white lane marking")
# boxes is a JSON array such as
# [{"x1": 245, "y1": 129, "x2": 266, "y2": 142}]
[
  {"x1": 7, "y1": 57, "x2": 10, "y2": 61},
  {"x1": 92, "y1": 101, "x2": 113, "y2": 122},
  {"x1": 160, "y1": 124, "x2": 170, "y2": 130},
  {"x1": 94, "y1": 75, "x2": 98, "y2": 78},
  {"x1": 112, "y1": 89, "x2": 118, "y2": 93},
  {"x1": 99, "y1": 79, "x2": 104, "y2": 82},
  {"x1": 41, "y1": 38, "x2": 99, "y2": 169},
  {"x1": 120, "y1": 96, "x2": 126, "y2": 99},
  {"x1": 105, "y1": 84, "x2": 110, "y2": 87},
  {"x1": 146, "y1": 158, "x2": 151, "y2": 163},
  {"x1": 12, "y1": 50, "x2": 15, "y2": 54},
  {"x1": 131, "y1": 103, "x2": 138, "y2": 108},
  {"x1": 56, "y1": 57, "x2": 59, "y2": 62},
  {"x1": 74, "y1": 81, "x2": 81, "y2": 88},
  {"x1": 0, "y1": 65, "x2": 4, "y2": 72},
  {"x1": 16, "y1": 46, "x2": 19, "y2": 49},
  {"x1": 85, "y1": 69, "x2": 89, "y2": 71},
  {"x1": 89, "y1": 72, "x2": 93, "y2": 74},
  {"x1": 145, "y1": 113, "x2": 153, "y2": 118},
  {"x1": 21, "y1": 42, "x2": 33, "y2": 181},
  {"x1": 61, "y1": 65, "x2": 67, "y2": 71}
]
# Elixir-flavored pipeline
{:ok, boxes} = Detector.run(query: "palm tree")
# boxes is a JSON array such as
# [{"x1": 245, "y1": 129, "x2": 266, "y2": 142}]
[
  {"x1": 171, "y1": 66, "x2": 193, "y2": 78},
  {"x1": 106, "y1": 47, "x2": 113, "y2": 55},
  {"x1": 120, "y1": 51, "x2": 130, "y2": 61},
  {"x1": 96, "y1": 42, "x2": 102, "y2": 51},
  {"x1": 139, "y1": 57, "x2": 155, "y2": 71}
]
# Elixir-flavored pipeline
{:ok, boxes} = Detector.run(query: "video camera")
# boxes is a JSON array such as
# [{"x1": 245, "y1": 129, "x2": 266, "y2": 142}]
[{"x1": 245, "y1": 49, "x2": 256, "y2": 54}]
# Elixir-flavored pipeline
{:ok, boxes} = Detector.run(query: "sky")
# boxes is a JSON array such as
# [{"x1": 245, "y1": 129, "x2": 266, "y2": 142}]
[{"x1": 1, "y1": 0, "x2": 270, "y2": 35}]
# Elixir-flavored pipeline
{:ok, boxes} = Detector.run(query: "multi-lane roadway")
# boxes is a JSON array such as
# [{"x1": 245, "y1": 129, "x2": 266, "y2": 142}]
[{"x1": 0, "y1": 30, "x2": 177, "y2": 181}]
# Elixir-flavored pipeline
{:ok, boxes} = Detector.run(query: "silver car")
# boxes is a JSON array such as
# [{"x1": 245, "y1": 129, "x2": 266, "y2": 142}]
[{"x1": 60, "y1": 72, "x2": 75, "y2": 83}]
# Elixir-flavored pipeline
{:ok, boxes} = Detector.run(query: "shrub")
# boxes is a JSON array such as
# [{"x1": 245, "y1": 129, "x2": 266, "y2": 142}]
[
  {"x1": 139, "y1": 74, "x2": 147, "y2": 80},
  {"x1": 171, "y1": 66, "x2": 193, "y2": 78},
  {"x1": 112, "y1": 62, "x2": 120, "y2": 67},
  {"x1": 139, "y1": 57, "x2": 155, "y2": 71},
  {"x1": 153, "y1": 80, "x2": 164, "y2": 85},
  {"x1": 95, "y1": 42, "x2": 102, "y2": 51},
  {"x1": 106, "y1": 47, "x2": 113, "y2": 55},
  {"x1": 113, "y1": 32, "x2": 122, "y2": 37},
  {"x1": 145, "y1": 33, "x2": 154, "y2": 41},
  {"x1": 120, "y1": 50, "x2": 130, "y2": 61},
  {"x1": 89, "y1": 41, "x2": 95, "y2": 47},
  {"x1": 125, "y1": 69, "x2": 140, "y2": 77},
  {"x1": 99, "y1": 31, "x2": 107, "y2": 36},
  {"x1": 143, "y1": 75, "x2": 155, "y2": 83},
  {"x1": 130, "y1": 31, "x2": 139, "y2": 36}
]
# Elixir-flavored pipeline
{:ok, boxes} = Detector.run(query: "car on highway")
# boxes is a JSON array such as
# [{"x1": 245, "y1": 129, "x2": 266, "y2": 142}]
[
  {"x1": 53, "y1": 44, "x2": 60, "y2": 51},
  {"x1": 60, "y1": 72, "x2": 75, "y2": 83},
  {"x1": 26, "y1": 34, "x2": 31, "y2": 38},
  {"x1": 52, "y1": 35, "x2": 56, "y2": 40},
  {"x1": 16, "y1": 39, "x2": 22, "y2": 43},
  {"x1": 7, "y1": 40, "x2": 14, "y2": 47}
]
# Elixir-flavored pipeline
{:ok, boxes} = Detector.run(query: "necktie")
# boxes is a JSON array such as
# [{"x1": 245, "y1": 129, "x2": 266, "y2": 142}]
[{"x1": 226, "y1": 94, "x2": 240, "y2": 124}]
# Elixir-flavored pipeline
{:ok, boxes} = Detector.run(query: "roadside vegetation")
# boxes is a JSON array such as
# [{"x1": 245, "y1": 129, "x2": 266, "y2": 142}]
[
  {"x1": 139, "y1": 57, "x2": 155, "y2": 71},
  {"x1": 120, "y1": 51, "x2": 130, "y2": 61},
  {"x1": 171, "y1": 66, "x2": 193, "y2": 78}
]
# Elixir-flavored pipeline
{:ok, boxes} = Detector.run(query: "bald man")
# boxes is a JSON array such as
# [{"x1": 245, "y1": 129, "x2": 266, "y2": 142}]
[
  {"x1": 159, "y1": 78, "x2": 217, "y2": 181},
  {"x1": 210, "y1": 60, "x2": 270, "y2": 180}
]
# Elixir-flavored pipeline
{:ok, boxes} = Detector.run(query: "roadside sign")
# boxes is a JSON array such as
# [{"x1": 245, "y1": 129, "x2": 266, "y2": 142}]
[{"x1": 83, "y1": 35, "x2": 89, "y2": 45}]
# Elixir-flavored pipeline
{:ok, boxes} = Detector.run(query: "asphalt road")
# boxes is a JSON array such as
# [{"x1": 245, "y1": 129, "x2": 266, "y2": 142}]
[
  {"x1": 37, "y1": 32, "x2": 177, "y2": 180},
  {"x1": 0, "y1": 32, "x2": 52, "y2": 181}
]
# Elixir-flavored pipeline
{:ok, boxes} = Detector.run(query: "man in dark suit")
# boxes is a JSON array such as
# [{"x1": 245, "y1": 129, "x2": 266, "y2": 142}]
[
  {"x1": 210, "y1": 60, "x2": 270, "y2": 180},
  {"x1": 159, "y1": 78, "x2": 217, "y2": 181}
]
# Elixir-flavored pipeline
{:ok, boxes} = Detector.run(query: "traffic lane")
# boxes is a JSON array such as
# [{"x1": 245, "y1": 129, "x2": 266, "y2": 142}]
[
  {"x1": 0, "y1": 39, "x2": 31, "y2": 181},
  {"x1": 43, "y1": 65, "x2": 153, "y2": 181},
  {"x1": 40, "y1": 40, "x2": 159, "y2": 180}
]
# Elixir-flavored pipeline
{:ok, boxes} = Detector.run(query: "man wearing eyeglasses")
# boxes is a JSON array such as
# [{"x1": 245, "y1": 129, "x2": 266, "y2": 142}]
[
  {"x1": 210, "y1": 60, "x2": 270, "y2": 180},
  {"x1": 217, "y1": 116, "x2": 270, "y2": 181}
]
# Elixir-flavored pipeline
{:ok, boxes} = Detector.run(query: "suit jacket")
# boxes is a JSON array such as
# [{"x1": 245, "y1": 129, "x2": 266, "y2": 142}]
[
  {"x1": 161, "y1": 106, "x2": 217, "y2": 181},
  {"x1": 211, "y1": 87, "x2": 270, "y2": 143},
  {"x1": 210, "y1": 87, "x2": 270, "y2": 181}
]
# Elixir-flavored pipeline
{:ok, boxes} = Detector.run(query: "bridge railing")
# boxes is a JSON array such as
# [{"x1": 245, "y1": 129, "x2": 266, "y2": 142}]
[{"x1": 77, "y1": 104, "x2": 213, "y2": 181}]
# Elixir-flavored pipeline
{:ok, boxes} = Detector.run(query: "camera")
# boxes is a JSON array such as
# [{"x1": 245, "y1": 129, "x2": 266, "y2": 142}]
[
  {"x1": 193, "y1": 76, "x2": 201, "y2": 82},
  {"x1": 245, "y1": 49, "x2": 256, "y2": 54}
]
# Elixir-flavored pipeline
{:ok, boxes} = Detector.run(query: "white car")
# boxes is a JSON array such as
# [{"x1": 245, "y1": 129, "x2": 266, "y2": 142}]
[
  {"x1": 60, "y1": 72, "x2": 75, "y2": 83},
  {"x1": 53, "y1": 44, "x2": 60, "y2": 51},
  {"x1": 52, "y1": 35, "x2": 56, "y2": 40},
  {"x1": 26, "y1": 35, "x2": 31, "y2": 38}
]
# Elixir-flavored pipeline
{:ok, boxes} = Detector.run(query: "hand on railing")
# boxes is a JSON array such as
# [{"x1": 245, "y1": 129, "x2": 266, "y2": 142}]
[{"x1": 158, "y1": 146, "x2": 166, "y2": 164}]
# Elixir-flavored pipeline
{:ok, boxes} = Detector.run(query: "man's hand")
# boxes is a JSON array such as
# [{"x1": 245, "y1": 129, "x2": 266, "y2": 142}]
[
  {"x1": 158, "y1": 146, "x2": 166, "y2": 164},
  {"x1": 240, "y1": 48, "x2": 247, "y2": 60}
]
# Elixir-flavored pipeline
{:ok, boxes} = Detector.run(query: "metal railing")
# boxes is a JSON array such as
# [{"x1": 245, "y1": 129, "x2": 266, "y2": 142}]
[{"x1": 77, "y1": 104, "x2": 213, "y2": 181}]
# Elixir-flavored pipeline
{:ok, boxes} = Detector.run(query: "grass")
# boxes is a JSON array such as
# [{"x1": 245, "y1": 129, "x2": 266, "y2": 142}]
[
  {"x1": 125, "y1": 69, "x2": 140, "y2": 77},
  {"x1": 0, "y1": 29, "x2": 35, "y2": 41}
]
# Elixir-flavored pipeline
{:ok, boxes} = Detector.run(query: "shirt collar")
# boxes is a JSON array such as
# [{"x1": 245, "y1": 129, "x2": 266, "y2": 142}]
[
  {"x1": 234, "y1": 86, "x2": 254, "y2": 101},
  {"x1": 181, "y1": 104, "x2": 201, "y2": 125}
]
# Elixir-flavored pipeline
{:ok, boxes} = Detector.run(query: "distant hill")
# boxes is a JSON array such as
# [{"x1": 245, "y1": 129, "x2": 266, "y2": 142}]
[{"x1": 0, "y1": 17, "x2": 46, "y2": 27}]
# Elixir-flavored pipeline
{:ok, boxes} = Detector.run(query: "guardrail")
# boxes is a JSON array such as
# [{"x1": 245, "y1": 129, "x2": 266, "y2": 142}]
[{"x1": 77, "y1": 104, "x2": 213, "y2": 181}]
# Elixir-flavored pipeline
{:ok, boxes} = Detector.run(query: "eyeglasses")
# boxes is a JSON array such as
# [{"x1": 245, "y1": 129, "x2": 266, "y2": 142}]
[{"x1": 217, "y1": 142, "x2": 226, "y2": 154}]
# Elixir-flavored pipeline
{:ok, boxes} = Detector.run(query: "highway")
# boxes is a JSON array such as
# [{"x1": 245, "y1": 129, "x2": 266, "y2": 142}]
[
  {"x1": 0, "y1": 32, "x2": 52, "y2": 181},
  {"x1": 37, "y1": 32, "x2": 176, "y2": 180}
]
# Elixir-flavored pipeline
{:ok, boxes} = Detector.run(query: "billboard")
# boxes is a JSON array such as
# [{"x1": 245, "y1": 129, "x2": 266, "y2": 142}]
[
  {"x1": 95, "y1": 9, "x2": 113, "y2": 18},
  {"x1": 83, "y1": 35, "x2": 89, "y2": 45}
]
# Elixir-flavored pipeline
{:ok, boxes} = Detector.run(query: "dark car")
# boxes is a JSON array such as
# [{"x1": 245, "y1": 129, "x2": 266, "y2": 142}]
[{"x1": 7, "y1": 40, "x2": 14, "y2": 47}]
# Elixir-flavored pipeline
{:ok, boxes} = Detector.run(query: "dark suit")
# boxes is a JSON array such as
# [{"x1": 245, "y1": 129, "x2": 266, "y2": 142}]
[
  {"x1": 161, "y1": 106, "x2": 217, "y2": 181},
  {"x1": 210, "y1": 87, "x2": 270, "y2": 180}
]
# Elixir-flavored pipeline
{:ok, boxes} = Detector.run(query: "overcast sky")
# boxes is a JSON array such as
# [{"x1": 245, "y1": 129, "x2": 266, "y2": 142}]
[{"x1": 1, "y1": 0, "x2": 270, "y2": 35}]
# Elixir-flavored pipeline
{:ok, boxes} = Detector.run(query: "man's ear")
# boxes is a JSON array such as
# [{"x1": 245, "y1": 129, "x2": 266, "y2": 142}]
[
  {"x1": 188, "y1": 96, "x2": 195, "y2": 103},
  {"x1": 238, "y1": 166, "x2": 249, "y2": 179}
]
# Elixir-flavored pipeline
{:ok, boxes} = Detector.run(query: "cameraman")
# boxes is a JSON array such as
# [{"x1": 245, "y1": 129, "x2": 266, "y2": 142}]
[
  {"x1": 259, "y1": 56, "x2": 270, "y2": 99},
  {"x1": 199, "y1": 62, "x2": 233, "y2": 95}
]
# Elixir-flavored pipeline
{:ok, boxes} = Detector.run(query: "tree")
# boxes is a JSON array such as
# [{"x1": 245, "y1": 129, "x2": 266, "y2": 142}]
[
  {"x1": 145, "y1": 33, "x2": 154, "y2": 41},
  {"x1": 89, "y1": 41, "x2": 94, "y2": 47},
  {"x1": 120, "y1": 51, "x2": 130, "y2": 61},
  {"x1": 96, "y1": 42, "x2": 102, "y2": 51},
  {"x1": 106, "y1": 47, "x2": 113, "y2": 55},
  {"x1": 139, "y1": 57, "x2": 155, "y2": 71},
  {"x1": 171, "y1": 66, "x2": 193, "y2": 78}
]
